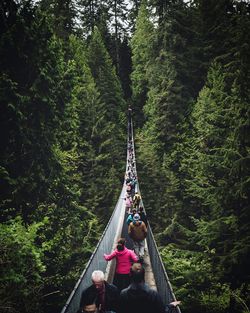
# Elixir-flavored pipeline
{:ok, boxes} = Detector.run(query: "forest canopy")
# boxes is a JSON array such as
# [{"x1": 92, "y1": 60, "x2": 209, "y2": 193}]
[{"x1": 0, "y1": 1, "x2": 249, "y2": 313}]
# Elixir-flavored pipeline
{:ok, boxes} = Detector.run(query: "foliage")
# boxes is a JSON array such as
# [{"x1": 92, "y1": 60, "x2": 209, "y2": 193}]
[
  {"x1": 0, "y1": 1, "x2": 127, "y2": 313},
  {"x1": 0, "y1": 217, "x2": 45, "y2": 313},
  {"x1": 1, "y1": 1, "x2": 250, "y2": 313},
  {"x1": 132, "y1": 1, "x2": 250, "y2": 312},
  {"x1": 130, "y1": 0, "x2": 155, "y2": 128}
]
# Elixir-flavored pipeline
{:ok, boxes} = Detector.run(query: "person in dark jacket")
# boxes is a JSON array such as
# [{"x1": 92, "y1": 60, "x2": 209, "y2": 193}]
[
  {"x1": 126, "y1": 209, "x2": 137, "y2": 225},
  {"x1": 138, "y1": 206, "x2": 148, "y2": 227},
  {"x1": 80, "y1": 270, "x2": 119, "y2": 313},
  {"x1": 118, "y1": 263, "x2": 180, "y2": 313}
]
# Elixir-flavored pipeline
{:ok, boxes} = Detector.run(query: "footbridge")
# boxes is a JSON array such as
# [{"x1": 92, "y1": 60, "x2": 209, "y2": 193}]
[{"x1": 61, "y1": 115, "x2": 181, "y2": 313}]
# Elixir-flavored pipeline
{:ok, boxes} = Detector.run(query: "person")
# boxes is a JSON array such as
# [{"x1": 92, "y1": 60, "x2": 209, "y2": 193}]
[
  {"x1": 125, "y1": 195, "x2": 133, "y2": 213},
  {"x1": 80, "y1": 270, "x2": 119, "y2": 313},
  {"x1": 128, "y1": 213, "x2": 147, "y2": 263},
  {"x1": 133, "y1": 192, "x2": 141, "y2": 209},
  {"x1": 126, "y1": 183, "x2": 132, "y2": 196},
  {"x1": 104, "y1": 238, "x2": 138, "y2": 293},
  {"x1": 138, "y1": 206, "x2": 148, "y2": 227},
  {"x1": 126, "y1": 209, "x2": 137, "y2": 225},
  {"x1": 125, "y1": 173, "x2": 132, "y2": 185},
  {"x1": 118, "y1": 263, "x2": 181, "y2": 313},
  {"x1": 130, "y1": 177, "x2": 137, "y2": 197}
]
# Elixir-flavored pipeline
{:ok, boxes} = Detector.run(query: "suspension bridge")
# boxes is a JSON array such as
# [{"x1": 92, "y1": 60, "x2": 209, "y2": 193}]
[{"x1": 61, "y1": 114, "x2": 181, "y2": 313}]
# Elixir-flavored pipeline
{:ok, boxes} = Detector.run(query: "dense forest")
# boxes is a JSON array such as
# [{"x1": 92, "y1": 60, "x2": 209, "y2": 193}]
[{"x1": 0, "y1": 0, "x2": 249, "y2": 313}]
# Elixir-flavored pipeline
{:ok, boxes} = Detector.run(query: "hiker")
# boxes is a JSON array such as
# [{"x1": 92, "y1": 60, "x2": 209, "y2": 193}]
[
  {"x1": 133, "y1": 192, "x2": 141, "y2": 209},
  {"x1": 104, "y1": 238, "x2": 138, "y2": 293},
  {"x1": 138, "y1": 206, "x2": 148, "y2": 227},
  {"x1": 128, "y1": 213, "x2": 147, "y2": 263},
  {"x1": 118, "y1": 263, "x2": 181, "y2": 313},
  {"x1": 80, "y1": 270, "x2": 118, "y2": 313},
  {"x1": 126, "y1": 209, "x2": 137, "y2": 225},
  {"x1": 125, "y1": 195, "x2": 133, "y2": 213}
]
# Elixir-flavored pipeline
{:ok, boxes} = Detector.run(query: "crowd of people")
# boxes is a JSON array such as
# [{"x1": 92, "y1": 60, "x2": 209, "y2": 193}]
[
  {"x1": 79, "y1": 134, "x2": 181, "y2": 313},
  {"x1": 124, "y1": 140, "x2": 147, "y2": 264}
]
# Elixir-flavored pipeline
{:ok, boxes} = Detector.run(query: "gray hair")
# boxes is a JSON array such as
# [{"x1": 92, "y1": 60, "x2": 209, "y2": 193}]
[{"x1": 91, "y1": 270, "x2": 105, "y2": 282}]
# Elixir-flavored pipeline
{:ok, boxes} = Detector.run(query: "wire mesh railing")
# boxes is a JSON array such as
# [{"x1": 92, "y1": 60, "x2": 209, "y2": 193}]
[
  {"x1": 60, "y1": 184, "x2": 126, "y2": 313},
  {"x1": 130, "y1": 116, "x2": 181, "y2": 313},
  {"x1": 146, "y1": 223, "x2": 181, "y2": 312}
]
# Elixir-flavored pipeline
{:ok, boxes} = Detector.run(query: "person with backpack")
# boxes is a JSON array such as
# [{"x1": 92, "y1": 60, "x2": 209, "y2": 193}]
[
  {"x1": 126, "y1": 209, "x2": 137, "y2": 225},
  {"x1": 128, "y1": 214, "x2": 147, "y2": 263},
  {"x1": 104, "y1": 238, "x2": 138, "y2": 293}
]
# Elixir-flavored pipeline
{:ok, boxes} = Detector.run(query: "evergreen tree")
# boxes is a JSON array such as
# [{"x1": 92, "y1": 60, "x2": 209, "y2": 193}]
[
  {"x1": 39, "y1": 0, "x2": 77, "y2": 39},
  {"x1": 130, "y1": 0, "x2": 155, "y2": 128},
  {"x1": 87, "y1": 27, "x2": 126, "y2": 216},
  {"x1": 118, "y1": 37, "x2": 132, "y2": 99}
]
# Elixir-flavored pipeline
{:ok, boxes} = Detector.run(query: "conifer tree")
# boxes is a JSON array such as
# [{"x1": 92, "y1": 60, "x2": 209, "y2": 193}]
[
  {"x1": 130, "y1": 0, "x2": 155, "y2": 127},
  {"x1": 87, "y1": 26, "x2": 126, "y2": 215}
]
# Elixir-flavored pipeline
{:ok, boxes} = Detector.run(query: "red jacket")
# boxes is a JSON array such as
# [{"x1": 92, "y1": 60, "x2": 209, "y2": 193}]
[{"x1": 104, "y1": 247, "x2": 138, "y2": 274}]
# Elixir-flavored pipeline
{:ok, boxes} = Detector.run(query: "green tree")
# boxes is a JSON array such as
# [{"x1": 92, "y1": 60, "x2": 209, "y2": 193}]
[
  {"x1": 130, "y1": 0, "x2": 155, "y2": 128},
  {"x1": 87, "y1": 27, "x2": 126, "y2": 216},
  {"x1": 0, "y1": 217, "x2": 45, "y2": 313}
]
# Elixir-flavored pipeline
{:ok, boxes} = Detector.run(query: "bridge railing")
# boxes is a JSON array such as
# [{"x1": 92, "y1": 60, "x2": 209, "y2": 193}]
[
  {"x1": 130, "y1": 118, "x2": 181, "y2": 313},
  {"x1": 146, "y1": 222, "x2": 181, "y2": 313},
  {"x1": 60, "y1": 183, "x2": 126, "y2": 313}
]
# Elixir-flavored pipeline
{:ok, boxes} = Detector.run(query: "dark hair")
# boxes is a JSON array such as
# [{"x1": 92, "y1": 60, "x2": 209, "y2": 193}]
[
  {"x1": 130, "y1": 263, "x2": 145, "y2": 283},
  {"x1": 80, "y1": 294, "x2": 97, "y2": 308},
  {"x1": 117, "y1": 238, "x2": 126, "y2": 245},
  {"x1": 117, "y1": 238, "x2": 125, "y2": 251},
  {"x1": 117, "y1": 244, "x2": 124, "y2": 251}
]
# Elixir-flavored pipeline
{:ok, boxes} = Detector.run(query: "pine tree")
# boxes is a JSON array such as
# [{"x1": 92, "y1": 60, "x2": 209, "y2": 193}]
[
  {"x1": 39, "y1": 0, "x2": 77, "y2": 39},
  {"x1": 130, "y1": 0, "x2": 155, "y2": 128},
  {"x1": 87, "y1": 26, "x2": 126, "y2": 216}
]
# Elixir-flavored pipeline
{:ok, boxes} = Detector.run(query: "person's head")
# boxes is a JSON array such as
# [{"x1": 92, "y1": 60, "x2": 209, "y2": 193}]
[
  {"x1": 117, "y1": 238, "x2": 125, "y2": 251},
  {"x1": 133, "y1": 213, "x2": 140, "y2": 222},
  {"x1": 82, "y1": 303, "x2": 99, "y2": 313},
  {"x1": 132, "y1": 209, "x2": 137, "y2": 215},
  {"x1": 91, "y1": 270, "x2": 105, "y2": 290},
  {"x1": 130, "y1": 263, "x2": 145, "y2": 283}
]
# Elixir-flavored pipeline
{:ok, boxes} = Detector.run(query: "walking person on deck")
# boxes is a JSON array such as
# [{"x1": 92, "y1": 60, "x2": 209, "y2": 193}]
[
  {"x1": 80, "y1": 270, "x2": 118, "y2": 313},
  {"x1": 118, "y1": 263, "x2": 181, "y2": 313},
  {"x1": 128, "y1": 214, "x2": 147, "y2": 263},
  {"x1": 104, "y1": 238, "x2": 138, "y2": 293}
]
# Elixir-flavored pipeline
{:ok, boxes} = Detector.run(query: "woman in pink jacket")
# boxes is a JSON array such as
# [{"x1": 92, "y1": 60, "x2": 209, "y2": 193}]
[{"x1": 104, "y1": 238, "x2": 138, "y2": 292}]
